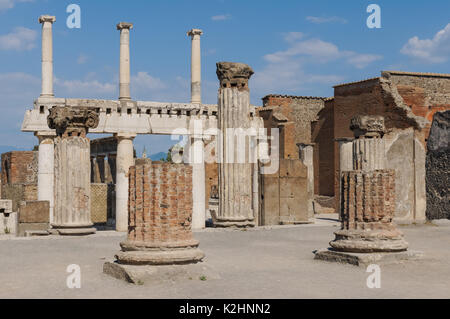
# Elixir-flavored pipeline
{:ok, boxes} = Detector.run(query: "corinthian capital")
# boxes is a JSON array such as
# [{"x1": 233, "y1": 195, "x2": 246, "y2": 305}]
[
  {"x1": 216, "y1": 62, "x2": 254, "y2": 90},
  {"x1": 47, "y1": 106, "x2": 99, "y2": 137}
]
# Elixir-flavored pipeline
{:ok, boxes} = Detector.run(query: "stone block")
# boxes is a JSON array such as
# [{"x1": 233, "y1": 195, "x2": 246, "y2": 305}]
[
  {"x1": 18, "y1": 200, "x2": 49, "y2": 223},
  {"x1": 314, "y1": 248, "x2": 423, "y2": 267},
  {"x1": 17, "y1": 223, "x2": 49, "y2": 237}
]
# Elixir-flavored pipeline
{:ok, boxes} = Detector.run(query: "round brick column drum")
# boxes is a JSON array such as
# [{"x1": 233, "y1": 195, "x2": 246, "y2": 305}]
[
  {"x1": 115, "y1": 159, "x2": 205, "y2": 265},
  {"x1": 330, "y1": 170, "x2": 408, "y2": 252}
]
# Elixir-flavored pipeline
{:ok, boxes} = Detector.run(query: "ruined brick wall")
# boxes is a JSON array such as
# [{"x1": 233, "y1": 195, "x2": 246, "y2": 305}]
[
  {"x1": 127, "y1": 160, "x2": 193, "y2": 243},
  {"x1": 260, "y1": 159, "x2": 309, "y2": 225},
  {"x1": 1, "y1": 151, "x2": 38, "y2": 186},
  {"x1": 312, "y1": 99, "x2": 335, "y2": 196},
  {"x1": 262, "y1": 95, "x2": 326, "y2": 159},
  {"x1": 388, "y1": 73, "x2": 450, "y2": 130},
  {"x1": 426, "y1": 110, "x2": 450, "y2": 220},
  {"x1": 1, "y1": 151, "x2": 38, "y2": 211}
]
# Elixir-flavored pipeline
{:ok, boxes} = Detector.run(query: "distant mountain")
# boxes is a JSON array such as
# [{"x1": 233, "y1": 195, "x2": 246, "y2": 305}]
[{"x1": 149, "y1": 152, "x2": 167, "y2": 161}]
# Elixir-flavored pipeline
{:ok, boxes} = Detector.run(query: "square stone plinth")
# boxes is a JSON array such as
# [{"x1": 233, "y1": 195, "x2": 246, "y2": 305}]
[
  {"x1": 313, "y1": 248, "x2": 423, "y2": 267},
  {"x1": 103, "y1": 261, "x2": 219, "y2": 285}
]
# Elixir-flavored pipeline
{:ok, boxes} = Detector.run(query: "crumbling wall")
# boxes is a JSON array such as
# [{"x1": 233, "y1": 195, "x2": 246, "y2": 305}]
[
  {"x1": 426, "y1": 110, "x2": 450, "y2": 220},
  {"x1": 1, "y1": 151, "x2": 38, "y2": 211},
  {"x1": 262, "y1": 95, "x2": 326, "y2": 159}
]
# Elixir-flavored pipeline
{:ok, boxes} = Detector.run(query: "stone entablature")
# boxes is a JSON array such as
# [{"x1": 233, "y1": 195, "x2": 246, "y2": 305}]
[{"x1": 22, "y1": 97, "x2": 261, "y2": 135}]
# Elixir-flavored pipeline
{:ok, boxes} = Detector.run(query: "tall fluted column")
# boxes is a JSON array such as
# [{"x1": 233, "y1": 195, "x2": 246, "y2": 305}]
[
  {"x1": 47, "y1": 106, "x2": 99, "y2": 235},
  {"x1": 115, "y1": 133, "x2": 135, "y2": 232},
  {"x1": 187, "y1": 29, "x2": 203, "y2": 104},
  {"x1": 36, "y1": 132, "x2": 55, "y2": 223},
  {"x1": 215, "y1": 62, "x2": 255, "y2": 228},
  {"x1": 39, "y1": 15, "x2": 56, "y2": 97},
  {"x1": 117, "y1": 22, "x2": 133, "y2": 100},
  {"x1": 191, "y1": 136, "x2": 206, "y2": 229}
]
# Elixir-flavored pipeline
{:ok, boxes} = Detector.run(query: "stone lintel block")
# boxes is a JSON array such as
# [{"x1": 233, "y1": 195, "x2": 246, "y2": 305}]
[
  {"x1": 314, "y1": 248, "x2": 423, "y2": 267},
  {"x1": 18, "y1": 200, "x2": 50, "y2": 223}
]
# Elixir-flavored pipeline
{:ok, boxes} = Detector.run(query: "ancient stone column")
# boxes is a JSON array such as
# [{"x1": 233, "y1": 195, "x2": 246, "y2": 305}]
[
  {"x1": 115, "y1": 133, "x2": 135, "y2": 232},
  {"x1": 113, "y1": 159, "x2": 204, "y2": 265},
  {"x1": 36, "y1": 132, "x2": 55, "y2": 223},
  {"x1": 187, "y1": 29, "x2": 203, "y2": 104},
  {"x1": 330, "y1": 115, "x2": 408, "y2": 252},
  {"x1": 39, "y1": 15, "x2": 56, "y2": 97},
  {"x1": 117, "y1": 22, "x2": 133, "y2": 100},
  {"x1": 47, "y1": 106, "x2": 99, "y2": 235},
  {"x1": 298, "y1": 143, "x2": 315, "y2": 219},
  {"x1": 191, "y1": 136, "x2": 206, "y2": 229},
  {"x1": 215, "y1": 62, "x2": 255, "y2": 227},
  {"x1": 336, "y1": 137, "x2": 354, "y2": 217}
]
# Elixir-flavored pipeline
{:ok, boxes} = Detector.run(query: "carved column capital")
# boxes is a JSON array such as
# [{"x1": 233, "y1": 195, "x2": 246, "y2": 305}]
[
  {"x1": 47, "y1": 106, "x2": 99, "y2": 137},
  {"x1": 216, "y1": 62, "x2": 254, "y2": 90},
  {"x1": 350, "y1": 115, "x2": 385, "y2": 138}
]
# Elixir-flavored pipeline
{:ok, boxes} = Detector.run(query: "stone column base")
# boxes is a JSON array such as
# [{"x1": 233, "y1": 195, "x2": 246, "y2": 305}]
[
  {"x1": 329, "y1": 229, "x2": 408, "y2": 253},
  {"x1": 115, "y1": 239, "x2": 205, "y2": 265},
  {"x1": 213, "y1": 217, "x2": 255, "y2": 228},
  {"x1": 51, "y1": 225, "x2": 96, "y2": 236},
  {"x1": 314, "y1": 248, "x2": 423, "y2": 267}
]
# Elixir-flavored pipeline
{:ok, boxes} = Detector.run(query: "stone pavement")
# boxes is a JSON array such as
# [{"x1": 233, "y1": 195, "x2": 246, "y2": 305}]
[{"x1": 0, "y1": 215, "x2": 449, "y2": 298}]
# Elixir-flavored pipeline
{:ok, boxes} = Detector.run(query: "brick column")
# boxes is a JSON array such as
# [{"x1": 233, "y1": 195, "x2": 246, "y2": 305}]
[
  {"x1": 48, "y1": 106, "x2": 99, "y2": 235},
  {"x1": 114, "y1": 159, "x2": 204, "y2": 264}
]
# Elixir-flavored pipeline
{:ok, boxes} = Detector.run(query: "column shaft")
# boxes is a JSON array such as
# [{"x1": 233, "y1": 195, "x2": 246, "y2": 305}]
[
  {"x1": 191, "y1": 137, "x2": 206, "y2": 229},
  {"x1": 39, "y1": 15, "x2": 56, "y2": 97},
  {"x1": 37, "y1": 134, "x2": 55, "y2": 223},
  {"x1": 187, "y1": 29, "x2": 203, "y2": 104},
  {"x1": 115, "y1": 134, "x2": 135, "y2": 231},
  {"x1": 117, "y1": 22, "x2": 133, "y2": 100}
]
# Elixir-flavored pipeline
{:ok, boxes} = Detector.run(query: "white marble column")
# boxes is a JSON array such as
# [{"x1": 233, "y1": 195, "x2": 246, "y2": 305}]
[
  {"x1": 298, "y1": 143, "x2": 315, "y2": 219},
  {"x1": 47, "y1": 106, "x2": 99, "y2": 235},
  {"x1": 191, "y1": 136, "x2": 206, "y2": 229},
  {"x1": 115, "y1": 133, "x2": 135, "y2": 232},
  {"x1": 215, "y1": 62, "x2": 255, "y2": 228},
  {"x1": 187, "y1": 29, "x2": 203, "y2": 104},
  {"x1": 36, "y1": 132, "x2": 55, "y2": 224},
  {"x1": 117, "y1": 22, "x2": 133, "y2": 100},
  {"x1": 38, "y1": 15, "x2": 56, "y2": 97}
]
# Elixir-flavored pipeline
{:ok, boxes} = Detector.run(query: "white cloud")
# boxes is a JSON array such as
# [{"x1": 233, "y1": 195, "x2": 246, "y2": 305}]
[
  {"x1": 306, "y1": 16, "x2": 348, "y2": 24},
  {"x1": 211, "y1": 14, "x2": 231, "y2": 21},
  {"x1": 263, "y1": 36, "x2": 381, "y2": 68},
  {"x1": 0, "y1": 27, "x2": 37, "y2": 51},
  {"x1": 0, "y1": 0, "x2": 33, "y2": 12},
  {"x1": 252, "y1": 33, "x2": 382, "y2": 95},
  {"x1": 131, "y1": 71, "x2": 167, "y2": 91},
  {"x1": 401, "y1": 23, "x2": 450, "y2": 63}
]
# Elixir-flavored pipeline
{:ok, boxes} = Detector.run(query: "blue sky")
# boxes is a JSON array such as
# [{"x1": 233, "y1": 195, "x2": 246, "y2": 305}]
[{"x1": 0, "y1": 0, "x2": 449, "y2": 155}]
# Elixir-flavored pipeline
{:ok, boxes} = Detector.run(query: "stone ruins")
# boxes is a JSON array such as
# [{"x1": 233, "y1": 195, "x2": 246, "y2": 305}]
[{"x1": 0, "y1": 14, "x2": 448, "y2": 275}]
